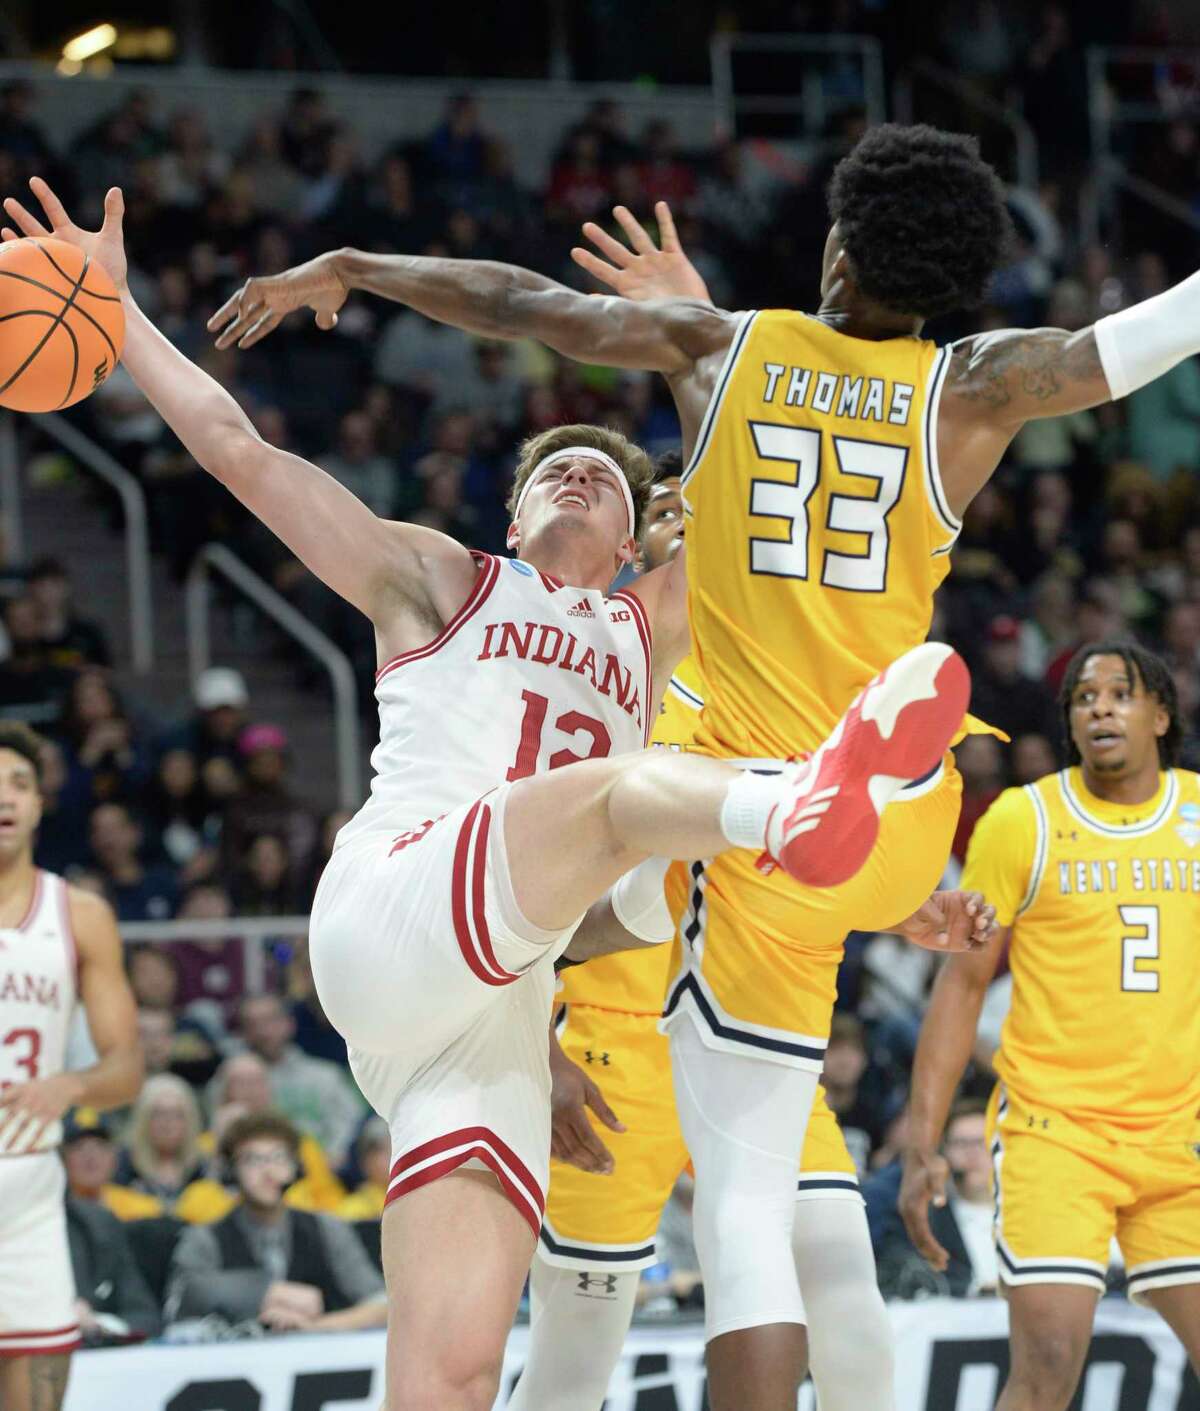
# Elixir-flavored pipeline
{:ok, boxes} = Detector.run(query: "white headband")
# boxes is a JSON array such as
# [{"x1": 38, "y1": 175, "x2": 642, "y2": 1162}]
[{"x1": 513, "y1": 446, "x2": 636, "y2": 538}]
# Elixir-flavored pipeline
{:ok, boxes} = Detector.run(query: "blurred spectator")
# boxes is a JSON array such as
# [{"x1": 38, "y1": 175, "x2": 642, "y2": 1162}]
[
  {"x1": 1018, "y1": 572, "x2": 1077, "y2": 680},
  {"x1": 647, "y1": 1173, "x2": 703, "y2": 1309},
  {"x1": 183, "y1": 1052, "x2": 343, "y2": 1221},
  {"x1": 158, "y1": 107, "x2": 230, "y2": 210},
  {"x1": 127, "y1": 945, "x2": 180, "y2": 1012},
  {"x1": 90, "y1": 803, "x2": 179, "y2": 921},
  {"x1": 1044, "y1": 579, "x2": 1127, "y2": 693},
  {"x1": 67, "y1": 1195, "x2": 162, "y2": 1342},
  {"x1": 165, "y1": 1112, "x2": 386, "y2": 1332},
  {"x1": 171, "y1": 882, "x2": 246, "y2": 1025},
  {"x1": 336, "y1": 1118, "x2": 392, "y2": 1220},
  {"x1": 969, "y1": 616, "x2": 1059, "y2": 744},
  {"x1": 373, "y1": 305, "x2": 476, "y2": 406},
  {"x1": 0, "y1": 81, "x2": 54, "y2": 174},
  {"x1": 547, "y1": 130, "x2": 612, "y2": 225},
  {"x1": 951, "y1": 734, "x2": 1007, "y2": 861},
  {"x1": 877, "y1": 1100, "x2": 998, "y2": 1298},
  {"x1": 320, "y1": 411, "x2": 397, "y2": 516},
  {"x1": 220, "y1": 724, "x2": 316, "y2": 884},
  {"x1": 1098, "y1": 519, "x2": 1161, "y2": 633},
  {"x1": 161, "y1": 667, "x2": 249, "y2": 768},
  {"x1": 115, "y1": 1074, "x2": 206, "y2": 1209},
  {"x1": 230, "y1": 831, "x2": 301, "y2": 916},
  {"x1": 33, "y1": 738, "x2": 91, "y2": 875},
  {"x1": 143, "y1": 747, "x2": 219, "y2": 879},
  {"x1": 61, "y1": 1108, "x2": 163, "y2": 1222},
  {"x1": 637, "y1": 120, "x2": 697, "y2": 211},
  {"x1": 62, "y1": 670, "x2": 148, "y2": 808},
  {"x1": 238, "y1": 993, "x2": 362, "y2": 1165},
  {"x1": 27, "y1": 557, "x2": 111, "y2": 670},
  {"x1": 0, "y1": 594, "x2": 74, "y2": 729},
  {"x1": 286, "y1": 936, "x2": 347, "y2": 1067},
  {"x1": 822, "y1": 1015, "x2": 888, "y2": 1178},
  {"x1": 138, "y1": 1007, "x2": 176, "y2": 1077},
  {"x1": 1011, "y1": 732, "x2": 1058, "y2": 785},
  {"x1": 362, "y1": 153, "x2": 438, "y2": 254},
  {"x1": 279, "y1": 88, "x2": 337, "y2": 179},
  {"x1": 235, "y1": 115, "x2": 302, "y2": 216},
  {"x1": 424, "y1": 93, "x2": 487, "y2": 188},
  {"x1": 304, "y1": 807, "x2": 352, "y2": 901}
]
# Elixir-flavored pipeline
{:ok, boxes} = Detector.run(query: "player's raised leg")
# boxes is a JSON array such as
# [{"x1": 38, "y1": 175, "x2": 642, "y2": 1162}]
[
  {"x1": 502, "y1": 639, "x2": 971, "y2": 936},
  {"x1": 996, "y1": 1285, "x2": 1099, "y2": 1411},
  {"x1": 382, "y1": 1170, "x2": 532, "y2": 1411}
]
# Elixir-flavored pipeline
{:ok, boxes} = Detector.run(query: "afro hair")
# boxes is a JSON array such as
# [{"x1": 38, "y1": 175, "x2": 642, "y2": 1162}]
[{"x1": 828, "y1": 124, "x2": 1010, "y2": 320}]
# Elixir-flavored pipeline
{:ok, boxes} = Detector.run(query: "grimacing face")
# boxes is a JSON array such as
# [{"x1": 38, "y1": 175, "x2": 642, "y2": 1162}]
[{"x1": 508, "y1": 453, "x2": 634, "y2": 570}]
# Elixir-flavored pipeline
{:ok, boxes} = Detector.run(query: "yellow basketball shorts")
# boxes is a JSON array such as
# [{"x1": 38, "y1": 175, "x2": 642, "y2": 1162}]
[
  {"x1": 540, "y1": 1003, "x2": 858, "y2": 1271},
  {"x1": 988, "y1": 1085, "x2": 1200, "y2": 1302},
  {"x1": 661, "y1": 763, "x2": 962, "y2": 1069}
]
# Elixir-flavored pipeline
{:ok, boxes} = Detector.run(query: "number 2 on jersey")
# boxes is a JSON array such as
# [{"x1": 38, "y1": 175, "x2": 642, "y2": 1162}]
[
  {"x1": 1119, "y1": 904, "x2": 1160, "y2": 992},
  {"x1": 1, "y1": 1026, "x2": 41, "y2": 1086},
  {"x1": 506, "y1": 689, "x2": 612, "y2": 781},
  {"x1": 748, "y1": 422, "x2": 907, "y2": 592}
]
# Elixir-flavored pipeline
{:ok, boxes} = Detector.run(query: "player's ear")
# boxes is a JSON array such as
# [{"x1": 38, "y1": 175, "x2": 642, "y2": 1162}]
[
  {"x1": 506, "y1": 521, "x2": 521, "y2": 553},
  {"x1": 616, "y1": 535, "x2": 636, "y2": 568},
  {"x1": 1154, "y1": 701, "x2": 1169, "y2": 739}
]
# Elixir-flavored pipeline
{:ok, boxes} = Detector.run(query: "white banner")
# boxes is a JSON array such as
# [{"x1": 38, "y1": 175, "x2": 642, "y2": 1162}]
[{"x1": 63, "y1": 1299, "x2": 1197, "y2": 1410}]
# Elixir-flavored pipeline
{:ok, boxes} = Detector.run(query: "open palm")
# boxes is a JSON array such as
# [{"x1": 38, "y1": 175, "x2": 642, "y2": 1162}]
[
  {"x1": 572, "y1": 200, "x2": 712, "y2": 304},
  {"x1": 1, "y1": 177, "x2": 128, "y2": 293}
]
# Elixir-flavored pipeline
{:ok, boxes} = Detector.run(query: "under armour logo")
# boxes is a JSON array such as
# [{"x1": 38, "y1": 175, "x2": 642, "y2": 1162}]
[
  {"x1": 584, "y1": 1050, "x2": 610, "y2": 1066},
  {"x1": 1055, "y1": 830, "x2": 1079, "y2": 842},
  {"x1": 1026, "y1": 1115, "x2": 1050, "y2": 1130},
  {"x1": 577, "y1": 1273, "x2": 618, "y2": 1295}
]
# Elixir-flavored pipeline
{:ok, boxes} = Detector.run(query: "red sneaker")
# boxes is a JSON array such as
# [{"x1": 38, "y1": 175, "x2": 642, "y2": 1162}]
[{"x1": 762, "y1": 643, "x2": 970, "y2": 889}]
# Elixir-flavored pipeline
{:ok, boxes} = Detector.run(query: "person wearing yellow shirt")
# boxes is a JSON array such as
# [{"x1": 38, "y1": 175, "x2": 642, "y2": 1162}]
[
  {"x1": 336, "y1": 1119, "x2": 391, "y2": 1222},
  {"x1": 902, "y1": 642, "x2": 1200, "y2": 1411}
]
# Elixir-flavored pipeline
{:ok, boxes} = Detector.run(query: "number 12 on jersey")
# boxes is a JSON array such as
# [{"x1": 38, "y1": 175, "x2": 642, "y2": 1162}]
[
  {"x1": 748, "y1": 422, "x2": 908, "y2": 593},
  {"x1": 506, "y1": 690, "x2": 612, "y2": 781}
]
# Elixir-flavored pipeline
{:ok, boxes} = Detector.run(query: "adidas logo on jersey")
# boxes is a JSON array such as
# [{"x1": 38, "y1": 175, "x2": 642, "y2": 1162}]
[{"x1": 567, "y1": 597, "x2": 595, "y2": 618}]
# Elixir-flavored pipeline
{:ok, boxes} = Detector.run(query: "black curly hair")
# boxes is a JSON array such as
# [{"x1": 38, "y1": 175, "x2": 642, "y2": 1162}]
[
  {"x1": 1059, "y1": 640, "x2": 1181, "y2": 768},
  {"x1": 827, "y1": 124, "x2": 1010, "y2": 320}
]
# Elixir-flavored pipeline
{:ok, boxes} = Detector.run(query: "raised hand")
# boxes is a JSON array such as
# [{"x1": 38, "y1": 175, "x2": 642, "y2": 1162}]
[
  {"x1": 2, "y1": 177, "x2": 128, "y2": 293},
  {"x1": 572, "y1": 201, "x2": 712, "y2": 304},
  {"x1": 207, "y1": 252, "x2": 349, "y2": 350},
  {"x1": 893, "y1": 889, "x2": 998, "y2": 953}
]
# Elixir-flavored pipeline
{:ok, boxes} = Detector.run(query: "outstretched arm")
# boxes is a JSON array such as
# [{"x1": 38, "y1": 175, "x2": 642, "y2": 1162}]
[
  {"x1": 207, "y1": 244, "x2": 735, "y2": 374},
  {"x1": 2, "y1": 180, "x2": 473, "y2": 630}
]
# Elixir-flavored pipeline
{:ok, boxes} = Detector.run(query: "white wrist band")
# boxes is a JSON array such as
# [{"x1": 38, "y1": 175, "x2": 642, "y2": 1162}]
[
  {"x1": 610, "y1": 856, "x2": 675, "y2": 943},
  {"x1": 1094, "y1": 269, "x2": 1200, "y2": 400}
]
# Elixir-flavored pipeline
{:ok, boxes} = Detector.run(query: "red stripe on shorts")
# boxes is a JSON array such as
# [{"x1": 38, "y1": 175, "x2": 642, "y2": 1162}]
[
  {"x1": 386, "y1": 1126, "x2": 544, "y2": 1238},
  {"x1": 451, "y1": 801, "x2": 517, "y2": 986}
]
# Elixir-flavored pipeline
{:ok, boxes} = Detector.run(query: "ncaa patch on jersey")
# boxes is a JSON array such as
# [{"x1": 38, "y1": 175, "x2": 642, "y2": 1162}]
[
  {"x1": 509, "y1": 559, "x2": 534, "y2": 576},
  {"x1": 1177, "y1": 803, "x2": 1200, "y2": 847}
]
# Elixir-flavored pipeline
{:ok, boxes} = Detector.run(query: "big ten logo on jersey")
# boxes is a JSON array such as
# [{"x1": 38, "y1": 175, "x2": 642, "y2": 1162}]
[{"x1": 760, "y1": 360, "x2": 914, "y2": 427}]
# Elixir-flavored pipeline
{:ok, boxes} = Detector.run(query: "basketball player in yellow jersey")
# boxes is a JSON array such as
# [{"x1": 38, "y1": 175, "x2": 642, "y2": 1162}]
[
  {"x1": 208, "y1": 120, "x2": 1200, "y2": 1408},
  {"x1": 513, "y1": 462, "x2": 995, "y2": 1411},
  {"x1": 902, "y1": 643, "x2": 1200, "y2": 1411}
]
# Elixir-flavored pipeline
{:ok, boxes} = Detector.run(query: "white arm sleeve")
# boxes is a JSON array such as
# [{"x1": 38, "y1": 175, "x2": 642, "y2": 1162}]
[
  {"x1": 1094, "y1": 269, "x2": 1200, "y2": 400},
  {"x1": 609, "y1": 855, "x2": 674, "y2": 943}
]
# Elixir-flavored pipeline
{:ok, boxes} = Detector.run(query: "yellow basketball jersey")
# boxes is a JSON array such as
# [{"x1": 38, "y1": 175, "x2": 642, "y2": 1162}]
[
  {"x1": 962, "y1": 767, "x2": 1200, "y2": 1141},
  {"x1": 683, "y1": 310, "x2": 958, "y2": 760},
  {"x1": 557, "y1": 655, "x2": 704, "y2": 1015}
]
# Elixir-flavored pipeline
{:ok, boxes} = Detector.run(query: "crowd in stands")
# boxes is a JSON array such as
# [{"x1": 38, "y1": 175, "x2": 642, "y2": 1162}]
[{"x1": 3, "y1": 2, "x2": 1200, "y2": 1331}]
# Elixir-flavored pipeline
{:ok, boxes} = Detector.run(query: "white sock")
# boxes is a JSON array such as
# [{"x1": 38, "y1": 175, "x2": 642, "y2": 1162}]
[{"x1": 719, "y1": 769, "x2": 786, "y2": 850}]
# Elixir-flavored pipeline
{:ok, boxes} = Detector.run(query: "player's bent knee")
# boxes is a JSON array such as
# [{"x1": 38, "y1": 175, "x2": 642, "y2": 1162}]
[
  {"x1": 1008, "y1": 1323, "x2": 1089, "y2": 1408},
  {"x1": 388, "y1": 1357, "x2": 504, "y2": 1411}
]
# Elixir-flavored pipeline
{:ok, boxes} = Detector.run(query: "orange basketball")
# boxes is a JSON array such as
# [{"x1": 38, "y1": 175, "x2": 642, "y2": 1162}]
[{"x1": 0, "y1": 236, "x2": 125, "y2": 413}]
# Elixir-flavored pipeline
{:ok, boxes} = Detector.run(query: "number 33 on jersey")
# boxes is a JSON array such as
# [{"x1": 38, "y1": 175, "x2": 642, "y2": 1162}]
[{"x1": 681, "y1": 309, "x2": 959, "y2": 761}]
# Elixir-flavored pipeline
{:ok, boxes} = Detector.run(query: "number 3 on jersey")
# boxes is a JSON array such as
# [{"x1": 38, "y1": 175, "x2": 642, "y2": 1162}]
[{"x1": 748, "y1": 422, "x2": 907, "y2": 592}]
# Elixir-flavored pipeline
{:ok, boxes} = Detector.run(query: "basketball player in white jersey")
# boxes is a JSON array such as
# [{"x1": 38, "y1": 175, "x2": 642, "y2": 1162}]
[
  {"x1": 1, "y1": 179, "x2": 982, "y2": 1411},
  {"x1": 0, "y1": 723, "x2": 142, "y2": 1411}
]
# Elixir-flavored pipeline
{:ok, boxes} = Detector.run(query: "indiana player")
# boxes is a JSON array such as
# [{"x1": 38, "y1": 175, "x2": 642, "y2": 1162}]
[
  {"x1": 0, "y1": 723, "x2": 142, "y2": 1411},
  {"x1": 513, "y1": 457, "x2": 995, "y2": 1411},
  {"x1": 903, "y1": 644, "x2": 1200, "y2": 1410},
  {"x1": 204, "y1": 121, "x2": 1200, "y2": 1408},
  {"x1": 3, "y1": 179, "x2": 976, "y2": 1411}
]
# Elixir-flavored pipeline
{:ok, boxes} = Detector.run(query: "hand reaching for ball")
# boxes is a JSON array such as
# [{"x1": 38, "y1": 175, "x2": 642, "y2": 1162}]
[{"x1": 3, "y1": 177, "x2": 129, "y2": 296}]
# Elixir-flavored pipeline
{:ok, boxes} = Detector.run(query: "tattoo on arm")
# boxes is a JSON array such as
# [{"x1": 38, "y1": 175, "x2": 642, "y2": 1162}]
[
  {"x1": 948, "y1": 328, "x2": 1104, "y2": 418},
  {"x1": 30, "y1": 1354, "x2": 71, "y2": 1411}
]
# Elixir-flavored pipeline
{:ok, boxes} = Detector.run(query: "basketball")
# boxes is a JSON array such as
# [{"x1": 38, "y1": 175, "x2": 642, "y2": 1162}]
[{"x1": 0, "y1": 236, "x2": 124, "y2": 414}]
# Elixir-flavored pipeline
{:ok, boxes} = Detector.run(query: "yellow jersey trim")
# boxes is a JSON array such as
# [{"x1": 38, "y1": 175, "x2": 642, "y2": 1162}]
[{"x1": 1057, "y1": 769, "x2": 1178, "y2": 839}]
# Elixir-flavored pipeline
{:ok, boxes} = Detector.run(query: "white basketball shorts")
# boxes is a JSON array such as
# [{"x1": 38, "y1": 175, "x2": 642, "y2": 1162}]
[
  {"x1": 310, "y1": 784, "x2": 580, "y2": 1238},
  {"x1": 0, "y1": 1152, "x2": 80, "y2": 1358}
]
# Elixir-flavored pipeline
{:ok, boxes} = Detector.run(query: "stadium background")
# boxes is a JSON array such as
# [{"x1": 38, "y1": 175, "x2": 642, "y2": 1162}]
[{"x1": 1, "y1": 1, "x2": 1198, "y2": 1405}]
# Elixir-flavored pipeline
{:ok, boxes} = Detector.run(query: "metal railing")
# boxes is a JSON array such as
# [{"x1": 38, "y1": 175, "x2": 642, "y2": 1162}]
[
  {"x1": 1084, "y1": 45, "x2": 1200, "y2": 247},
  {"x1": 0, "y1": 410, "x2": 155, "y2": 673},
  {"x1": 895, "y1": 60, "x2": 1039, "y2": 190},
  {"x1": 186, "y1": 543, "x2": 361, "y2": 811},
  {"x1": 122, "y1": 915, "x2": 310, "y2": 996},
  {"x1": 710, "y1": 32, "x2": 886, "y2": 138}
]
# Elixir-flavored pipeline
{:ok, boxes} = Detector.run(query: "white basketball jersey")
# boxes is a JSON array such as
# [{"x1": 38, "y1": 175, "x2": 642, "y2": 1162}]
[
  {"x1": 0, "y1": 871, "x2": 77, "y2": 1151},
  {"x1": 338, "y1": 553, "x2": 653, "y2": 846}
]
